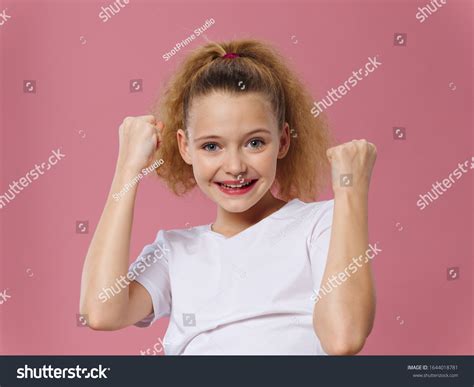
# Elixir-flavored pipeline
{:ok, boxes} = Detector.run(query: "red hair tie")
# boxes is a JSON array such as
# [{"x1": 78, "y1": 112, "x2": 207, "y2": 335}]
[{"x1": 222, "y1": 53, "x2": 240, "y2": 59}]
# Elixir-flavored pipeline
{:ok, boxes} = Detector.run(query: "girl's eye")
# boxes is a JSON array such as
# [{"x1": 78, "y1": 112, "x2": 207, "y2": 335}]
[
  {"x1": 201, "y1": 139, "x2": 265, "y2": 152},
  {"x1": 247, "y1": 139, "x2": 265, "y2": 149},
  {"x1": 202, "y1": 143, "x2": 220, "y2": 152}
]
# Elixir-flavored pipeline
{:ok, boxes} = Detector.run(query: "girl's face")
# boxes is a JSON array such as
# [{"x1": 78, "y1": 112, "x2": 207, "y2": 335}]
[{"x1": 177, "y1": 91, "x2": 290, "y2": 213}]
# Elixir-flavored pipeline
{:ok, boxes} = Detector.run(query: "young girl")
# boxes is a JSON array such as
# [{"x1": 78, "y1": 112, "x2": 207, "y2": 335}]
[{"x1": 80, "y1": 39, "x2": 377, "y2": 355}]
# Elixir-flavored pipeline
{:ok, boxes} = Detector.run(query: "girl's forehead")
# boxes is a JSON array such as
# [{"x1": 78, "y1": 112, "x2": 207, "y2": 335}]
[{"x1": 187, "y1": 92, "x2": 277, "y2": 127}]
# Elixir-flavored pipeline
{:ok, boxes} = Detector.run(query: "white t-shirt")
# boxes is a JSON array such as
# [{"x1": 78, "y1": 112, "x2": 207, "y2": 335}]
[{"x1": 129, "y1": 198, "x2": 334, "y2": 355}]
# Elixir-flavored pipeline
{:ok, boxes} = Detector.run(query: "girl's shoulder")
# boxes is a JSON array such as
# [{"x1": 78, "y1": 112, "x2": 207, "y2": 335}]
[
  {"x1": 280, "y1": 198, "x2": 335, "y2": 233},
  {"x1": 155, "y1": 223, "x2": 210, "y2": 242},
  {"x1": 286, "y1": 198, "x2": 334, "y2": 217},
  {"x1": 153, "y1": 199, "x2": 334, "y2": 243}
]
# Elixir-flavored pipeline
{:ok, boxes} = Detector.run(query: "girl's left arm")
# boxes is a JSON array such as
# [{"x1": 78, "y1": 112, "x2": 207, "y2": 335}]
[{"x1": 313, "y1": 139, "x2": 377, "y2": 355}]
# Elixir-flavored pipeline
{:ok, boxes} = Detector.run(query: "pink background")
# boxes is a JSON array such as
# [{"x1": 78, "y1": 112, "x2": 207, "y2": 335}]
[{"x1": 0, "y1": 0, "x2": 472, "y2": 355}]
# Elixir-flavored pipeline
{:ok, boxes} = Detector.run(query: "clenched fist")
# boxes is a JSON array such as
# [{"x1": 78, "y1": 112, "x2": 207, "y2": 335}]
[
  {"x1": 326, "y1": 139, "x2": 377, "y2": 195},
  {"x1": 116, "y1": 115, "x2": 164, "y2": 174}
]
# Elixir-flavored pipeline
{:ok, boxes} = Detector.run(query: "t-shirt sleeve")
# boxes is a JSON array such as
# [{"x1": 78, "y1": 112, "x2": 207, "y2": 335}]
[
  {"x1": 128, "y1": 229, "x2": 172, "y2": 327},
  {"x1": 308, "y1": 200, "x2": 334, "y2": 294}
]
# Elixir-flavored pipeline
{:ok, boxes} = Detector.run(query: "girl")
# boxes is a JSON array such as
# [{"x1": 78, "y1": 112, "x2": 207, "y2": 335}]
[{"x1": 79, "y1": 39, "x2": 377, "y2": 355}]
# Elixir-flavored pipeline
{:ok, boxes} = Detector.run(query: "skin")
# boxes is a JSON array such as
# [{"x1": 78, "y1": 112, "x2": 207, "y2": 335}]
[
  {"x1": 314, "y1": 139, "x2": 377, "y2": 355},
  {"x1": 80, "y1": 91, "x2": 377, "y2": 357},
  {"x1": 176, "y1": 91, "x2": 291, "y2": 237},
  {"x1": 79, "y1": 115, "x2": 164, "y2": 331}
]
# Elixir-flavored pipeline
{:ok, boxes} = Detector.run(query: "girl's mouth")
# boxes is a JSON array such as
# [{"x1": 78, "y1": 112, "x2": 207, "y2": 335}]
[{"x1": 214, "y1": 179, "x2": 258, "y2": 195}]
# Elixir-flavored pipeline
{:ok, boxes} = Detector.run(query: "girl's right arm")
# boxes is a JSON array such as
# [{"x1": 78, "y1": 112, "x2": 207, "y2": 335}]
[{"x1": 79, "y1": 115, "x2": 164, "y2": 331}]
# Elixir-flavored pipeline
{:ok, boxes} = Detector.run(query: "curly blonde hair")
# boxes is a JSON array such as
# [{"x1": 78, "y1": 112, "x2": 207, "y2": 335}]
[{"x1": 149, "y1": 38, "x2": 333, "y2": 202}]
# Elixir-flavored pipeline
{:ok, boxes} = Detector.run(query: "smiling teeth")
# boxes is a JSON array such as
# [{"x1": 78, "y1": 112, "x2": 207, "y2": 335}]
[{"x1": 221, "y1": 181, "x2": 252, "y2": 188}]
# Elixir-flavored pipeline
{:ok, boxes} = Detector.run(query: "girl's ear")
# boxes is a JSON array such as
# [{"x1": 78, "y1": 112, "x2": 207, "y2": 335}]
[
  {"x1": 176, "y1": 129, "x2": 193, "y2": 165},
  {"x1": 277, "y1": 122, "x2": 291, "y2": 159}
]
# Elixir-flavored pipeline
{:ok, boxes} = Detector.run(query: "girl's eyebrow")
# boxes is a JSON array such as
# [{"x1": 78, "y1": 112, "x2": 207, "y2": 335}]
[{"x1": 193, "y1": 128, "x2": 272, "y2": 143}]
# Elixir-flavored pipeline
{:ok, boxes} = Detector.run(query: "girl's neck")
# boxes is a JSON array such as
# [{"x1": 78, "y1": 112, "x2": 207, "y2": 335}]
[{"x1": 211, "y1": 191, "x2": 287, "y2": 238}]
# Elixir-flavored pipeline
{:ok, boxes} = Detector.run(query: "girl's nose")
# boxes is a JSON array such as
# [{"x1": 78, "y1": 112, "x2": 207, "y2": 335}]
[{"x1": 223, "y1": 149, "x2": 247, "y2": 177}]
